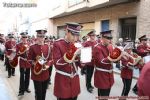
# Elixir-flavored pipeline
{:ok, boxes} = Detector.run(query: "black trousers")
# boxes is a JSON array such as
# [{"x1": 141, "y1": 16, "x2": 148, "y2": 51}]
[
  {"x1": 98, "y1": 88, "x2": 111, "y2": 100},
  {"x1": 98, "y1": 88, "x2": 111, "y2": 96},
  {"x1": 48, "y1": 66, "x2": 53, "y2": 83},
  {"x1": 57, "y1": 96, "x2": 77, "y2": 100},
  {"x1": 81, "y1": 66, "x2": 87, "y2": 75},
  {"x1": 0, "y1": 54, "x2": 4, "y2": 61},
  {"x1": 86, "y1": 65, "x2": 94, "y2": 88},
  {"x1": 6, "y1": 57, "x2": 15, "y2": 76},
  {"x1": 33, "y1": 80, "x2": 48, "y2": 100},
  {"x1": 121, "y1": 78, "x2": 132, "y2": 96},
  {"x1": 19, "y1": 67, "x2": 30, "y2": 93}
]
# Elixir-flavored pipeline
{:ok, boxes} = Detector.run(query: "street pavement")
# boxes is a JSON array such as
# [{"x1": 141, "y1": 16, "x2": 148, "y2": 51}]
[{"x1": 0, "y1": 60, "x2": 137, "y2": 100}]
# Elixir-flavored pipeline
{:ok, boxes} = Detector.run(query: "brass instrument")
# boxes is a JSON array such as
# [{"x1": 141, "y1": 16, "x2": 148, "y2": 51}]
[
  {"x1": 18, "y1": 44, "x2": 29, "y2": 55},
  {"x1": 33, "y1": 56, "x2": 49, "y2": 75},
  {"x1": 9, "y1": 44, "x2": 29, "y2": 68},
  {"x1": 113, "y1": 43, "x2": 143, "y2": 66}
]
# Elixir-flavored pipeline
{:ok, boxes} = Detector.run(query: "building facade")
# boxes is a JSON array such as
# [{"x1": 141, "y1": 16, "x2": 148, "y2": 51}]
[{"x1": 49, "y1": 0, "x2": 150, "y2": 42}]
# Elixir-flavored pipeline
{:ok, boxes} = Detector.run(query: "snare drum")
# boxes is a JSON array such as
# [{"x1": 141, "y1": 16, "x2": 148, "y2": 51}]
[{"x1": 143, "y1": 55, "x2": 150, "y2": 63}]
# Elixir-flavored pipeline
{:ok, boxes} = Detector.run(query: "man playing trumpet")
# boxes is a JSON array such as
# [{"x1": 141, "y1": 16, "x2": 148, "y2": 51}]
[{"x1": 120, "y1": 42, "x2": 143, "y2": 96}]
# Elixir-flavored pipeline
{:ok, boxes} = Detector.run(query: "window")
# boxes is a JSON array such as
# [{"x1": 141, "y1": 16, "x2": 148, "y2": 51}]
[
  {"x1": 120, "y1": 17, "x2": 136, "y2": 41},
  {"x1": 101, "y1": 20, "x2": 109, "y2": 32}
]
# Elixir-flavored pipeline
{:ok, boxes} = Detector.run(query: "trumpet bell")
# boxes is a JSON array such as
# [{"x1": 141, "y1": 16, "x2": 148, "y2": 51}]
[{"x1": 110, "y1": 48, "x2": 122, "y2": 59}]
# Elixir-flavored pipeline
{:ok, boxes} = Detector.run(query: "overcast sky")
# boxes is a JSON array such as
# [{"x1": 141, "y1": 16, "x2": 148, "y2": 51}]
[{"x1": 0, "y1": 0, "x2": 62, "y2": 34}]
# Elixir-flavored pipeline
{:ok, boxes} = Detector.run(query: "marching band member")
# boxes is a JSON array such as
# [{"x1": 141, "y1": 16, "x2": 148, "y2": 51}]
[
  {"x1": 132, "y1": 35, "x2": 149, "y2": 94},
  {"x1": 28, "y1": 29, "x2": 52, "y2": 100},
  {"x1": 53, "y1": 22, "x2": 83, "y2": 100},
  {"x1": 137, "y1": 35, "x2": 150, "y2": 58},
  {"x1": 93, "y1": 30, "x2": 121, "y2": 97},
  {"x1": 0, "y1": 33, "x2": 5, "y2": 61},
  {"x1": 83, "y1": 30, "x2": 97, "y2": 93},
  {"x1": 121, "y1": 42, "x2": 144, "y2": 97},
  {"x1": 16, "y1": 32, "x2": 31, "y2": 96},
  {"x1": 5, "y1": 33, "x2": 16, "y2": 78},
  {"x1": 80, "y1": 36, "x2": 87, "y2": 75}
]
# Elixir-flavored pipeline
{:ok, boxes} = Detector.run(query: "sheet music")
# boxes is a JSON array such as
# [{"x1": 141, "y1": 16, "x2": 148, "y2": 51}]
[{"x1": 80, "y1": 47, "x2": 92, "y2": 63}]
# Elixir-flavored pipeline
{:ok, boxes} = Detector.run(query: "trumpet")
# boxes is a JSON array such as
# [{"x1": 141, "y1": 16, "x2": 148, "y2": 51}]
[{"x1": 112, "y1": 44, "x2": 143, "y2": 66}]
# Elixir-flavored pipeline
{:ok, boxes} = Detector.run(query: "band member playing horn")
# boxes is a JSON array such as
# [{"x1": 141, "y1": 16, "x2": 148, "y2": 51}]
[
  {"x1": 5, "y1": 33, "x2": 16, "y2": 78},
  {"x1": 120, "y1": 43, "x2": 139, "y2": 96},
  {"x1": 16, "y1": 32, "x2": 31, "y2": 96},
  {"x1": 83, "y1": 30, "x2": 97, "y2": 93},
  {"x1": 28, "y1": 29, "x2": 52, "y2": 100},
  {"x1": 53, "y1": 22, "x2": 83, "y2": 100},
  {"x1": 93, "y1": 30, "x2": 121, "y2": 97},
  {"x1": 132, "y1": 35, "x2": 149, "y2": 94}
]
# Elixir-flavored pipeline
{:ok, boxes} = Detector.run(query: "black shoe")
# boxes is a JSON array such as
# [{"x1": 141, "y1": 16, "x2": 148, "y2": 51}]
[
  {"x1": 25, "y1": 89, "x2": 31, "y2": 93},
  {"x1": 18, "y1": 92, "x2": 24, "y2": 96},
  {"x1": 8, "y1": 76, "x2": 11, "y2": 78},
  {"x1": 87, "y1": 87, "x2": 93, "y2": 93},
  {"x1": 12, "y1": 74, "x2": 15, "y2": 76}
]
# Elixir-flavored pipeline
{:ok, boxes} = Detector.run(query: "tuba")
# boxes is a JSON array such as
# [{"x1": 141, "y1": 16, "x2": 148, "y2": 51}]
[{"x1": 33, "y1": 56, "x2": 49, "y2": 75}]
